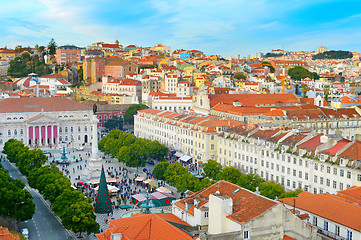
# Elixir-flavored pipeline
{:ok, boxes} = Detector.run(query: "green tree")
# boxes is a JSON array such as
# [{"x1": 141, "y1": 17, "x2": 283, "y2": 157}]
[
  {"x1": 221, "y1": 166, "x2": 242, "y2": 184},
  {"x1": 78, "y1": 68, "x2": 83, "y2": 82},
  {"x1": 288, "y1": 66, "x2": 319, "y2": 81},
  {"x1": 123, "y1": 104, "x2": 149, "y2": 125},
  {"x1": 300, "y1": 84, "x2": 309, "y2": 98},
  {"x1": 323, "y1": 85, "x2": 330, "y2": 102},
  {"x1": 313, "y1": 50, "x2": 353, "y2": 60},
  {"x1": 61, "y1": 201, "x2": 99, "y2": 237},
  {"x1": 261, "y1": 62, "x2": 275, "y2": 73},
  {"x1": 3, "y1": 139, "x2": 25, "y2": 163},
  {"x1": 176, "y1": 172, "x2": 201, "y2": 192},
  {"x1": 279, "y1": 188, "x2": 303, "y2": 199},
  {"x1": 48, "y1": 38, "x2": 57, "y2": 55},
  {"x1": 237, "y1": 174, "x2": 264, "y2": 192},
  {"x1": 234, "y1": 73, "x2": 246, "y2": 80},
  {"x1": 259, "y1": 181, "x2": 285, "y2": 200},
  {"x1": 17, "y1": 148, "x2": 47, "y2": 176},
  {"x1": 104, "y1": 116, "x2": 123, "y2": 131},
  {"x1": 52, "y1": 188, "x2": 86, "y2": 218},
  {"x1": 203, "y1": 160, "x2": 222, "y2": 180},
  {"x1": 146, "y1": 141, "x2": 168, "y2": 161},
  {"x1": 164, "y1": 163, "x2": 187, "y2": 187},
  {"x1": 152, "y1": 162, "x2": 170, "y2": 180},
  {"x1": 0, "y1": 167, "x2": 35, "y2": 221},
  {"x1": 43, "y1": 176, "x2": 71, "y2": 203}
]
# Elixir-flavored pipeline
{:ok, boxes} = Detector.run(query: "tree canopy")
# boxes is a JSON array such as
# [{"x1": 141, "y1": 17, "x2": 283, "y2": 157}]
[
  {"x1": 234, "y1": 73, "x2": 246, "y2": 80},
  {"x1": 123, "y1": 104, "x2": 148, "y2": 125},
  {"x1": 99, "y1": 130, "x2": 168, "y2": 167},
  {"x1": 104, "y1": 116, "x2": 123, "y2": 131},
  {"x1": 261, "y1": 62, "x2": 275, "y2": 73},
  {"x1": 203, "y1": 160, "x2": 222, "y2": 180},
  {"x1": 3, "y1": 139, "x2": 99, "y2": 235},
  {"x1": 0, "y1": 166, "x2": 35, "y2": 221},
  {"x1": 288, "y1": 66, "x2": 319, "y2": 81},
  {"x1": 7, "y1": 53, "x2": 51, "y2": 78},
  {"x1": 48, "y1": 38, "x2": 57, "y2": 55},
  {"x1": 312, "y1": 50, "x2": 353, "y2": 60},
  {"x1": 152, "y1": 162, "x2": 170, "y2": 181}
]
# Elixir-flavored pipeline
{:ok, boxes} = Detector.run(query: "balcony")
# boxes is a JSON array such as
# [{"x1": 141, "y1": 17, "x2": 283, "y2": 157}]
[{"x1": 317, "y1": 228, "x2": 346, "y2": 240}]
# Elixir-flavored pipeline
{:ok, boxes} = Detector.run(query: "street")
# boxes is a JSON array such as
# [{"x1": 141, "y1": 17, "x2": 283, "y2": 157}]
[{"x1": 1, "y1": 158, "x2": 73, "y2": 240}]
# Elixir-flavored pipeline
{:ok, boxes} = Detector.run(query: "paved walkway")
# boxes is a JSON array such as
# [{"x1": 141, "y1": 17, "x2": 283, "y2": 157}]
[{"x1": 46, "y1": 147, "x2": 179, "y2": 239}]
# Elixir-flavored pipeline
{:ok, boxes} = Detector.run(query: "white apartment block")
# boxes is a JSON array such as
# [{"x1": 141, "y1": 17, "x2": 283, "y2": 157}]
[{"x1": 164, "y1": 74, "x2": 178, "y2": 93}]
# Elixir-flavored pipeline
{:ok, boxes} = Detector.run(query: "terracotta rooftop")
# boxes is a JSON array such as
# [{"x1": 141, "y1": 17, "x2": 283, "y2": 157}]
[
  {"x1": 0, "y1": 226, "x2": 20, "y2": 240},
  {"x1": 336, "y1": 186, "x2": 361, "y2": 204},
  {"x1": 95, "y1": 213, "x2": 195, "y2": 240},
  {"x1": 279, "y1": 193, "x2": 361, "y2": 231},
  {"x1": 174, "y1": 180, "x2": 278, "y2": 225},
  {"x1": 297, "y1": 134, "x2": 323, "y2": 151},
  {"x1": 0, "y1": 97, "x2": 92, "y2": 113},
  {"x1": 338, "y1": 140, "x2": 361, "y2": 160}
]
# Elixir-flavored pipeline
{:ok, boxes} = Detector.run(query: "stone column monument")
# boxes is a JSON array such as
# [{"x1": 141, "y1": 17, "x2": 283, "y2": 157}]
[{"x1": 83, "y1": 114, "x2": 102, "y2": 181}]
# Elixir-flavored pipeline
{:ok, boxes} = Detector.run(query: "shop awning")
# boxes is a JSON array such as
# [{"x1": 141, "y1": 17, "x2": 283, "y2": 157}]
[
  {"x1": 135, "y1": 176, "x2": 146, "y2": 182},
  {"x1": 174, "y1": 152, "x2": 184, "y2": 158},
  {"x1": 180, "y1": 155, "x2": 192, "y2": 162}
]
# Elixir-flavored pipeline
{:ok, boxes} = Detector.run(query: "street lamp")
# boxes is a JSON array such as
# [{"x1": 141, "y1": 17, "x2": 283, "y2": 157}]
[{"x1": 14, "y1": 202, "x2": 24, "y2": 230}]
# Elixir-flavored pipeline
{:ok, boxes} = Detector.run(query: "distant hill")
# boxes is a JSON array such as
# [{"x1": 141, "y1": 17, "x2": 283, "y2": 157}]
[
  {"x1": 312, "y1": 50, "x2": 353, "y2": 60},
  {"x1": 264, "y1": 52, "x2": 284, "y2": 58}
]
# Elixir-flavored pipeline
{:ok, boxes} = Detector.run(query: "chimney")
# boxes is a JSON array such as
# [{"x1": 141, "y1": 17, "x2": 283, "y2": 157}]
[{"x1": 208, "y1": 193, "x2": 233, "y2": 235}]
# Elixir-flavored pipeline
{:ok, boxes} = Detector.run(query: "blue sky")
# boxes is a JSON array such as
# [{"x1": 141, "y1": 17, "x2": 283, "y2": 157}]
[{"x1": 1, "y1": 0, "x2": 361, "y2": 57}]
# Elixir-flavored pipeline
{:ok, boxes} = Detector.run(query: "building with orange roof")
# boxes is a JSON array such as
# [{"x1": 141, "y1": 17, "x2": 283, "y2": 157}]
[
  {"x1": 96, "y1": 213, "x2": 195, "y2": 240},
  {"x1": 0, "y1": 97, "x2": 94, "y2": 150},
  {"x1": 279, "y1": 191, "x2": 361, "y2": 240},
  {"x1": 0, "y1": 226, "x2": 20, "y2": 240},
  {"x1": 134, "y1": 109, "x2": 245, "y2": 163},
  {"x1": 172, "y1": 180, "x2": 316, "y2": 239}
]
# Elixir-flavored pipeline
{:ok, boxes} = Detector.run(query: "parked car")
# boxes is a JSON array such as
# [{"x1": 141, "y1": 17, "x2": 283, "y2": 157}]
[
  {"x1": 76, "y1": 147, "x2": 84, "y2": 151},
  {"x1": 22, "y1": 228, "x2": 29, "y2": 239}
]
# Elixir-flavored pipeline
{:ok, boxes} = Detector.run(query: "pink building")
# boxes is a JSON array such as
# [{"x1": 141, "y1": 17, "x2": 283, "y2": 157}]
[{"x1": 56, "y1": 45, "x2": 81, "y2": 65}]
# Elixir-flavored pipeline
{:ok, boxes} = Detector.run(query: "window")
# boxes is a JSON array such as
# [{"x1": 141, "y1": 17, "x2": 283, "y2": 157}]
[
  {"x1": 59, "y1": 127, "x2": 62, "y2": 133},
  {"x1": 8, "y1": 130, "x2": 11, "y2": 136},
  {"x1": 326, "y1": 179, "x2": 330, "y2": 186},
  {"x1": 357, "y1": 174, "x2": 361, "y2": 182},
  {"x1": 65, "y1": 127, "x2": 68, "y2": 133},
  {"x1": 340, "y1": 169, "x2": 344, "y2": 177},
  {"x1": 85, "y1": 126, "x2": 88, "y2": 132},
  {"x1": 347, "y1": 171, "x2": 351, "y2": 179},
  {"x1": 305, "y1": 173, "x2": 308, "y2": 180},
  {"x1": 14, "y1": 129, "x2": 17, "y2": 136},
  {"x1": 243, "y1": 230, "x2": 249, "y2": 240},
  {"x1": 78, "y1": 126, "x2": 81, "y2": 132},
  {"x1": 323, "y1": 220, "x2": 328, "y2": 231},
  {"x1": 313, "y1": 216, "x2": 317, "y2": 226},
  {"x1": 327, "y1": 166, "x2": 331, "y2": 173},
  {"x1": 346, "y1": 230, "x2": 352, "y2": 240},
  {"x1": 333, "y1": 168, "x2": 337, "y2": 175},
  {"x1": 335, "y1": 225, "x2": 340, "y2": 236},
  {"x1": 333, "y1": 181, "x2": 337, "y2": 189},
  {"x1": 314, "y1": 176, "x2": 317, "y2": 183},
  {"x1": 71, "y1": 127, "x2": 73, "y2": 133},
  {"x1": 20, "y1": 129, "x2": 23, "y2": 135},
  {"x1": 320, "y1": 177, "x2": 324, "y2": 185}
]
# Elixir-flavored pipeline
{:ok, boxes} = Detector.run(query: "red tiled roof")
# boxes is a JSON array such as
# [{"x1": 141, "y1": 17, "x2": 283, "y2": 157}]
[
  {"x1": 40, "y1": 73, "x2": 65, "y2": 79},
  {"x1": 279, "y1": 193, "x2": 361, "y2": 231},
  {"x1": 321, "y1": 139, "x2": 351, "y2": 155},
  {"x1": 0, "y1": 97, "x2": 92, "y2": 113},
  {"x1": 174, "y1": 180, "x2": 278, "y2": 225},
  {"x1": 336, "y1": 186, "x2": 361, "y2": 204},
  {"x1": 338, "y1": 141, "x2": 361, "y2": 160},
  {"x1": 0, "y1": 226, "x2": 20, "y2": 240},
  {"x1": 95, "y1": 213, "x2": 194, "y2": 240},
  {"x1": 297, "y1": 134, "x2": 323, "y2": 151}
]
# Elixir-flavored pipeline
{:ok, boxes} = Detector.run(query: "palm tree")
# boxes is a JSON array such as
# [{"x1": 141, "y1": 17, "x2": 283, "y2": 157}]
[{"x1": 301, "y1": 84, "x2": 309, "y2": 98}]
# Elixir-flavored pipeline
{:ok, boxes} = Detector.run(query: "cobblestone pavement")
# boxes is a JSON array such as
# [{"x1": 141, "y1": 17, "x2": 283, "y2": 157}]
[{"x1": 46, "y1": 147, "x2": 178, "y2": 239}]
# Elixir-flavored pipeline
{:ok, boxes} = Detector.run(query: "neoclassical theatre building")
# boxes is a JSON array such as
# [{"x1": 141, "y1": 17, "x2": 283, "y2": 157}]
[{"x1": 0, "y1": 97, "x2": 94, "y2": 149}]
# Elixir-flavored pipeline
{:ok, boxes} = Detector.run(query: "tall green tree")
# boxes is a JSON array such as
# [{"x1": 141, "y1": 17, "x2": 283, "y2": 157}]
[
  {"x1": 152, "y1": 162, "x2": 170, "y2": 181},
  {"x1": 323, "y1": 85, "x2": 330, "y2": 102},
  {"x1": 104, "y1": 116, "x2": 123, "y2": 131},
  {"x1": 48, "y1": 38, "x2": 57, "y2": 55},
  {"x1": 123, "y1": 104, "x2": 148, "y2": 125},
  {"x1": 288, "y1": 66, "x2": 319, "y2": 81},
  {"x1": 43, "y1": 176, "x2": 71, "y2": 203},
  {"x1": 203, "y1": 160, "x2": 222, "y2": 180},
  {"x1": 221, "y1": 166, "x2": 242, "y2": 184},
  {"x1": 279, "y1": 188, "x2": 303, "y2": 199},
  {"x1": 300, "y1": 84, "x2": 309, "y2": 98},
  {"x1": 234, "y1": 73, "x2": 246, "y2": 80},
  {"x1": 259, "y1": 180, "x2": 285, "y2": 200},
  {"x1": 176, "y1": 172, "x2": 201, "y2": 192},
  {"x1": 0, "y1": 167, "x2": 35, "y2": 221},
  {"x1": 164, "y1": 163, "x2": 187, "y2": 187}
]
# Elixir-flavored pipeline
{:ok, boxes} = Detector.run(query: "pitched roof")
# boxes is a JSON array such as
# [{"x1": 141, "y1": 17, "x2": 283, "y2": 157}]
[
  {"x1": 279, "y1": 193, "x2": 361, "y2": 231},
  {"x1": 174, "y1": 180, "x2": 278, "y2": 224},
  {"x1": 321, "y1": 139, "x2": 351, "y2": 155},
  {"x1": 0, "y1": 97, "x2": 92, "y2": 113},
  {"x1": 336, "y1": 186, "x2": 361, "y2": 204},
  {"x1": 297, "y1": 134, "x2": 323, "y2": 151},
  {"x1": 95, "y1": 213, "x2": 194, "y2": 240},
  {"x1": 0, "y1": 226, "x2": 20, "y2": 240},
  {"x1": 338, "y1": 141, "x2": 361, "y2": 160}
]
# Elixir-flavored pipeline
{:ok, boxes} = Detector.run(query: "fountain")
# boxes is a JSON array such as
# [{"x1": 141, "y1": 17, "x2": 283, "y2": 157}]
[
  {"x1": 139, "y1": 192, "x2": 155, "y2": 214},
  {"x1": 60, "y1": 144, "x2": 70, "y2": 163}
]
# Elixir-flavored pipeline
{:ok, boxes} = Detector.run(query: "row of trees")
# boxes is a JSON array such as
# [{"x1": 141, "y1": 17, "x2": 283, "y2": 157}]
[
  {"x1": 3, "y1": 139, "x2": 99, "y2": 236},
  {"x1": 312, "y1": 50, "x2": 353, "y2": 60},
  {"x1": 123, "y1": 104, "x2": 148, "y2": 125},
  {"x1": 288, "y1": 66, "x2": 319, "y2": 81},
  {"x1": 99, "y1": 130, "x2": 169, "y2": 168},
  {"x1": 0, "y1": 164, "x2": 35, "y2": 221},
  {"x1": 153, "y1": 160, "x2": 302, "y2": 200},
  {"x1": 7, "y1": 52, "x2": 52, "y2": 78}
]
